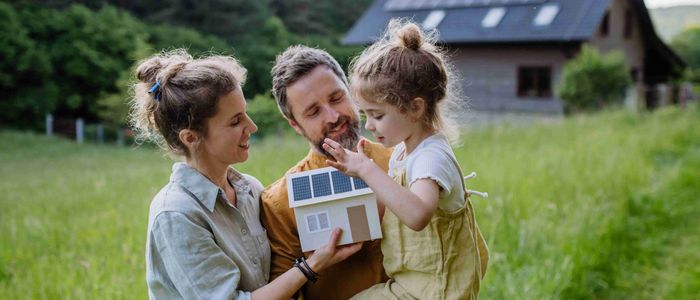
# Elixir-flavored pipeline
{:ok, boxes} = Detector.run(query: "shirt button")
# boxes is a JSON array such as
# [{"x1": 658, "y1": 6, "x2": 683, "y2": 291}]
[{"x1": 241, "y1": 229, "x2": 248, "y2": 235}]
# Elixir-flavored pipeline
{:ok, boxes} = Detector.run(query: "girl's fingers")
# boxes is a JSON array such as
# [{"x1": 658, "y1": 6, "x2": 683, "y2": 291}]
[
  {"x1": 322, "y1": 143, "x2": 341, "y2": 159},
  {"x1": 325, "y1": 160, "x2": 345, "y2": 172},
  {"x1": 324, "y1": 138, "x2": 341, "y2": 148},
  {"x1": 357, "y1": 138, "x2": 366, "y2": 156}
]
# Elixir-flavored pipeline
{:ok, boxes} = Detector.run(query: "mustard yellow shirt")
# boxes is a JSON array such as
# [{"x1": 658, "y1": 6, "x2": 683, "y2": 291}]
[{"x1": 261, "y1": 141, "x2": 392, "y2": 300}]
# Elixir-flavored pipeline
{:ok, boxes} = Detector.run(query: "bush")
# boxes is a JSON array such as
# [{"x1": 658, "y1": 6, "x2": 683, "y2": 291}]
[
  {"x1": 557, "y1": 45, "x2": 632, "y2": 112},
  {"x1": 246, "y1": 93, "x2": 290, "y2": 138}
]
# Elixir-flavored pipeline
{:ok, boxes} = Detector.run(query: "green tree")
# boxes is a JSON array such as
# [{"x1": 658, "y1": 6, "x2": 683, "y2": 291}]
[
  {"x1": 236, "y1": 16, "x2": 293, "y2": 97},
  {"x1": 17, "y1": 4, "x2": 149, "y2": 121},
  {"x1": 246, "y1": 92, "x2": 289, "y2": 138},
  {"x1": 0, "y1": 2, "x2": 55, "y2": 129},
  {"x1": 146, "y1": 24, "x2": 233, "y2": 56},
  {"x1": 671, "y1": 26, "x2": 700, "y2": 85},
  {"x1": 557, "y1": 45, "x2": 632, "y2": 112}
]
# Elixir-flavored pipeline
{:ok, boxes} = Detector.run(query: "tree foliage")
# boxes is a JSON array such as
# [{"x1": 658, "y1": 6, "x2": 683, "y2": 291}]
[
  {"x1": 557, "y1": 45, "x2": 632, "y2": 112},
  {"x1": 1, "y1": 0, "x2": 371, "y2": 137},
  {"x1": 671, "y1": 26, "x2": 700, "y2": 85},
  {"x1": 246, "y1": 93, "x2": 290, "y2": 137}
]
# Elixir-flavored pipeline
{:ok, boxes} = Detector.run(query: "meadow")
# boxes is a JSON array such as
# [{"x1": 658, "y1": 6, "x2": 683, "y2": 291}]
[{"x1": 1, "y1": 105, "x2": 699, "y2": 299}]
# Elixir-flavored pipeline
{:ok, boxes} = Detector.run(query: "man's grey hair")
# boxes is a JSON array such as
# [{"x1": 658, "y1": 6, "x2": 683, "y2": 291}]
[{"x1": 271, "y1": 45, "x2": 349, "y2": 121}]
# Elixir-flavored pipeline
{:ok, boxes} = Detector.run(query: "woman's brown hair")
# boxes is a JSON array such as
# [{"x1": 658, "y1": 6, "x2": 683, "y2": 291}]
[{"x1": 129, "y1": 49, "x2": 247, "y2": 157}]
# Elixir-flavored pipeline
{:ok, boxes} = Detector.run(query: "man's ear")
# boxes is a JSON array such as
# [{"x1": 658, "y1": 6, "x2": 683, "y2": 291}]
[
  {"x1": 178, "y1": 129, "x2": 199, "y2": 150},
  {"x1": 410, "y1": 97, "x2": 426, "y2": 120},
  {"x1": 287, "y1": 118, "x2": 304, "y2": 136}
]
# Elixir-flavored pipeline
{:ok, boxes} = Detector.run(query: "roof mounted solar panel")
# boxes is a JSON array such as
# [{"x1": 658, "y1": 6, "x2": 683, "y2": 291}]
[
  {"x1": 291, "y1": 176, "x2": 312, "y2": 201},
  {"x1": 353, "y1": 177, "x2": 370, "y2": 190},
  {"x1": 312, "y1": 173, "x2": 332, "y2": 197},
  {"x1": 287, "y1": 167, "x2": 374, "y2": 208},
  {"x1": 331, "y1": 170, "x2": 353, "y2": 193},
  {"x1": 385, "y1": 0, "x2": 547, "y2": 11}
]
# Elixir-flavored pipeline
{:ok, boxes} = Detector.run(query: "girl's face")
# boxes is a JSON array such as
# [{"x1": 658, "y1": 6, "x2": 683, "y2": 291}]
[
  {"x1": 359, "y1": 97, "x2": 419, "y2": 148},
  {"x1": 199, "y1": 89, "x2": 258, "y2": 166}
]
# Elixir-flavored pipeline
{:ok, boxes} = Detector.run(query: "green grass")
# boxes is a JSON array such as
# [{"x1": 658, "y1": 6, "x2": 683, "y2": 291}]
[{"x1": 1, "y1": 104, "x2": 699, "y2": 299}]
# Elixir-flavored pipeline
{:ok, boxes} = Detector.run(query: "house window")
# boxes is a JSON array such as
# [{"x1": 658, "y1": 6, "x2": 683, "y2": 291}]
[
  {"x1": 517, "y1": 67, "x2": 552, "y2": 98},
  {"x1": 624, "y1": 9, "x2": 633, "y2": 38},
  {"x1": 600, "y1": 12, "x2": 610, "y2": 37},
  {"x1": 482, "y1": 7, "x2": 506, "y2": 28},
  {"x1": 306, "y1": 211, "x2": 331, "y2": 233},
  {"x1": 533, "y1": 4, "x2": 559, "y2": 26},
  {"x1": 422, "y1": 10, "x2": 446, "y2": 30}
]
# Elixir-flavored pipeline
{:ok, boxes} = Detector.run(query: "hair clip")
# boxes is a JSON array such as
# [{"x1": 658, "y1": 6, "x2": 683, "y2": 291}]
[{"x1": 148, "y1": 80, "x2": 162, "y2": 101}]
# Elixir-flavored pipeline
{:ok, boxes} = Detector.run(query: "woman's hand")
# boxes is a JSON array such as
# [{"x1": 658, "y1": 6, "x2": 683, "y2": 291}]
[
  {"x1": 323, "y1": 138, "x2": 374, "y2": 178},
  {"x1": 306, "y1": 228, "x2": 362, "y2": 273}
]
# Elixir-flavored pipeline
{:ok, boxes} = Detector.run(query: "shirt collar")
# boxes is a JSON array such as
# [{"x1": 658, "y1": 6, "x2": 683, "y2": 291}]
[{"x1": 169, "y1": 162, "x2": 250, "y2": 212}]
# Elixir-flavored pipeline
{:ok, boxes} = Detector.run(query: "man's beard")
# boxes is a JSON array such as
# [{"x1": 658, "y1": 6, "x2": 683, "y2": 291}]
[{"x1": 301, "y1": 114, "x2": 360, "y2": 158}]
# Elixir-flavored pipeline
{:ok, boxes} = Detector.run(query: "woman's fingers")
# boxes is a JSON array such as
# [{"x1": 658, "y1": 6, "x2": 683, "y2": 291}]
[
  {"x1": 335, "y1": 242, "x2": 363, "y2": 260},
  {"x1": 327, "y1": 228, "x2": 342, "y2": 246}
]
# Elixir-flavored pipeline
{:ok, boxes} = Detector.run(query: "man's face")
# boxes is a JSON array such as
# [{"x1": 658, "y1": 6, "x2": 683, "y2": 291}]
[{"x1": 286, "y1": 66, "x2": 360, "y2": 157}]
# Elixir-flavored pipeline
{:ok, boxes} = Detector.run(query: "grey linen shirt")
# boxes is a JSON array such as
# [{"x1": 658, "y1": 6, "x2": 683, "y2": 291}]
[{"x1": 146, "y1": 163, "x2": 271, "y2": 300}]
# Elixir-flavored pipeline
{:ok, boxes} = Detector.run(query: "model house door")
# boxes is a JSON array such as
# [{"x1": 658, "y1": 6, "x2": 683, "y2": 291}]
[{"x1": 347, "y1": 205, "x2": 370, "y2": 242}]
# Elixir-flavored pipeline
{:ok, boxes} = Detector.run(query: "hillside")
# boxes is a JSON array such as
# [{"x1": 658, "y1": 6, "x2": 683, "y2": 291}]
[{"x1": 649, "y1": 5, "x2": 700, "y2": 42}]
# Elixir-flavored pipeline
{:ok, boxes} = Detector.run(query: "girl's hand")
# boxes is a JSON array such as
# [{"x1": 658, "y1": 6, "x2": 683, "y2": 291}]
[
  {"x1": 323, "y1": 138, "x2": 373, "y2": 177},
  {"x1": 307, "y1": 228, "x2": 362, "y2": 272}
]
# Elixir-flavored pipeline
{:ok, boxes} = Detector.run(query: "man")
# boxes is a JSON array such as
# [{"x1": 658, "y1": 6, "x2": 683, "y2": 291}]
[{"x1": 261, "y1": 45, "x2": 392, "y2": 299}]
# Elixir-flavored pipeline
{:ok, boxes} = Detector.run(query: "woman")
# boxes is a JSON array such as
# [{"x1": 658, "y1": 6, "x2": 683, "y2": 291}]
[{"x1": 130, "y1": 49, "x2": 361, "y2": 299}]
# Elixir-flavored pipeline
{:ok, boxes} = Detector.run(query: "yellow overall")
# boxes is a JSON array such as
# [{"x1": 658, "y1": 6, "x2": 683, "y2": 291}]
[{"x1": 352, "y1": 152, "x2": 489, "y2": 300}]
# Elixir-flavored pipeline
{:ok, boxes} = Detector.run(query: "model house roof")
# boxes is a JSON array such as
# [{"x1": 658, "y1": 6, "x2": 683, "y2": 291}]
[{"x1": 287, "y1": 167, "x2": 373, "y2": 208}]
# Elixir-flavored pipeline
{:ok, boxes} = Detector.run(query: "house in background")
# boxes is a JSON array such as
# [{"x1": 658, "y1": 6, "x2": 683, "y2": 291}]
[
  {"x1": 344, "y1": 0, "x2": 686, "y2": 117},
  {"x1": 287, "y1": 167, "x2": 382, "y2": 252}
]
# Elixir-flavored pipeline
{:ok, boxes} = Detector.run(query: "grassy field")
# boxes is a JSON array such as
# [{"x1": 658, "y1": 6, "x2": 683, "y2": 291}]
[{"x1": 1, "y1": 105, "x2": 699, "y2": 299}]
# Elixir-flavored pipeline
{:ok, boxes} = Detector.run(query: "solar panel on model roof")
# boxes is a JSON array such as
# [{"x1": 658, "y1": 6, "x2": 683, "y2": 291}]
[
  {"x1": 291, "y1": 170, "x2": 371, "y2": 202},
  {"x1": 384, "y1": 0, "x2": 547, "y2": 11}
]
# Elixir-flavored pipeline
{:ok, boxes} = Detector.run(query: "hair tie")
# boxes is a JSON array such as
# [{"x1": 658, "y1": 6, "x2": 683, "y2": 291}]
[{"x1": 148, "y1": 80, "x2": 162, "y2": 101}]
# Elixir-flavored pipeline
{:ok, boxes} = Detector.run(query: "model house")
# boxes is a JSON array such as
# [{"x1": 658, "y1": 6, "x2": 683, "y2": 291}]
[
  {"x1": 344, "y1": 0, "x2": 686, "y2": 116},
  {"x1": 287, "y1": 167, "x2": 383, "y2": 252}
]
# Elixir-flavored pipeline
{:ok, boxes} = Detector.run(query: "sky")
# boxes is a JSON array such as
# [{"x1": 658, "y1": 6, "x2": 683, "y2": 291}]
[{"x1": 644, "y1": 0, "x2": 700, "y2": 8}]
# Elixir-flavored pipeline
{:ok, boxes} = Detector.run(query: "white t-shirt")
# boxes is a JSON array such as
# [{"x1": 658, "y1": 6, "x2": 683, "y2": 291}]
[{"x1": 388, "y1": 133, "x2": 465, "y2": 212}]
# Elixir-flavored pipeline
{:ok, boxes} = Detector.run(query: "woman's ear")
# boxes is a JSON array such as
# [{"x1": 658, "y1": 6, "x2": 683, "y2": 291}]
[
  {"x1": 410, "y1": 97, "x2": 426, "y2": 120},
  {"x1": 178, "y1": 129, "x2": 199, "y2": 150}
]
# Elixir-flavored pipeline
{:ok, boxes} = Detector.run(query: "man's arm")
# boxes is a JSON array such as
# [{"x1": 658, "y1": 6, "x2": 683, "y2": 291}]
[{"x1": 260, "y1": 183, "x2": 303, "y2": 281}]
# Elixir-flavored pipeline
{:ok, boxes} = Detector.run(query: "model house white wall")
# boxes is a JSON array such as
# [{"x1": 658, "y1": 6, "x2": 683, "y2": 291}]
[{"x1": 287, "y1": 167, "x2": 383, "y2": 252}]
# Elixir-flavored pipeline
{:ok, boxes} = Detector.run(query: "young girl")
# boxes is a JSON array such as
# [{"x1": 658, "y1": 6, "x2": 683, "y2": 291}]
[{"x1": 323, "y1": 20, "x2": 489, "y2": 299}]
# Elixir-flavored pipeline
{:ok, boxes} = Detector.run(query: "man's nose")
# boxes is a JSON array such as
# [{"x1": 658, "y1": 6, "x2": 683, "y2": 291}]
[{"x1": 324, "y1": 106, "x2": 340, "y2": 124}]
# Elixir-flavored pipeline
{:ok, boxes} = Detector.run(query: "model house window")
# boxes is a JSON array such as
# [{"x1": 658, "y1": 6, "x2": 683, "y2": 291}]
[
  {"x1": 600, "y1": 12, "x2": 610, "y2": 37},
  {"x1": 306, "y1": 211, "x2": 330, "y2": 233},
  {"x1": 624, "y1": 9, "x2": 633, "y2": 38},
  {"x1": 517, "y1": 67, "x2": 552, "y2": 98}
]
